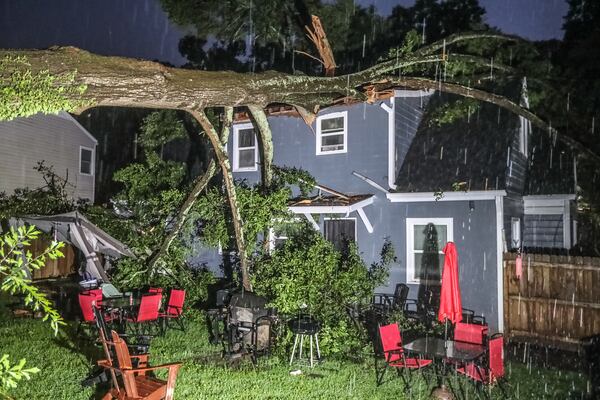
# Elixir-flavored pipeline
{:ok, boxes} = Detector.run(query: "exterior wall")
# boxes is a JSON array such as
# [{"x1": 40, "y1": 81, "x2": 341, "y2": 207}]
[
  {"x1": 221, "y1": 99, "x2": 501, "y2": 331},
  {"x1": 229, "y1": 100, "x2": 391, "y2": 192},
  {"x1": 523, "y1": 214, "x2": 564, "y2": 248},
  {"x1": 384, "y1": 200, "x2": 500, "y2": 332},
  {"x1": 0, "y1": 112, "x2": 97, "y2": 202}
]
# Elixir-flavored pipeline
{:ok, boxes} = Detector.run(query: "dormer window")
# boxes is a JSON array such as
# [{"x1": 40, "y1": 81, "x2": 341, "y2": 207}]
[
  {"x1": 233, "y1": 123, "x2": 258, "y2": 172},
  {"x1": 316, "y1": 111, "x2": 347, "y2": 155}
]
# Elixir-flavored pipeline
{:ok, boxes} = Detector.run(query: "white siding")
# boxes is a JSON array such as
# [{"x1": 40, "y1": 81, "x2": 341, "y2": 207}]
[{"x1": 0, "y1": 112, "x2": 97, "y2": 202}]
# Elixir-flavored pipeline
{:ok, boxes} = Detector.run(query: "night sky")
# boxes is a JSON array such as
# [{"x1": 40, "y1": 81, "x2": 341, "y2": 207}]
[{"x1": 0, "y1": 0, "x2": 569, "y2": 66}]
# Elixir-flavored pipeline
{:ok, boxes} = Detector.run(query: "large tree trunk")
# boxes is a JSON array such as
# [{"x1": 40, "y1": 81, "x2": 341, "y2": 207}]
[{"x1": 1, "y1": 46, "x2": 595, "y2": 162}]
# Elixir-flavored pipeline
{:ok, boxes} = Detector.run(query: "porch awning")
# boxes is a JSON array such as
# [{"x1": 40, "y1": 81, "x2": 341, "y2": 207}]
[{"x1": 288, "y1": 194, "x2": 375, "y2": 233}]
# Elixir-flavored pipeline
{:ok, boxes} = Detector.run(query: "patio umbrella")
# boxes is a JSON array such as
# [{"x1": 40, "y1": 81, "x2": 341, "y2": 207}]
[{"x1": 438, "y1": 242, "x2": 462, "y2": 343}]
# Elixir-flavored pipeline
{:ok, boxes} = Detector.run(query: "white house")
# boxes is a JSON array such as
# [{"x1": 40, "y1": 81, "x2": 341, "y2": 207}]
[{"x1": 0, "y1": 112, "x2": 97, "y2": 203}]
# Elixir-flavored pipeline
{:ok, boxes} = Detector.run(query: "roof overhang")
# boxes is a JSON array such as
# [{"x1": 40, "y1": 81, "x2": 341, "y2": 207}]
[
  {"x1": 386, "y1": 190, "x2": 507, "y2": 203},
  {"x1": 288, "y1": 195, "x2": 375, "y2": 233},
  {"x1": 288, "y1": 195, "x2": 374, "y2": 214}
]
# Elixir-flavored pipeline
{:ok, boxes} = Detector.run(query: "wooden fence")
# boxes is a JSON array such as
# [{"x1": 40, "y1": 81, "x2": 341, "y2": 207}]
[
  {"x1": 28, "y1": 238, "x2": 77, "y2": 280},
  {"x1": 504, "y1": 252, "x2": 600, "y2": 350}
]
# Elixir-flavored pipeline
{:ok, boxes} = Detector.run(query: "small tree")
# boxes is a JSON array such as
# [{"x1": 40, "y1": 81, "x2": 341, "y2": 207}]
[{"x1": 0, "y1": 225, "x2": 65, "y2": 397}]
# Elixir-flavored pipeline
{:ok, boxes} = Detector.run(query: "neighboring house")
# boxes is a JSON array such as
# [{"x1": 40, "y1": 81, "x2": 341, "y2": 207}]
[
  {"x1": 0, "y1": 112, "x2": 97, "y2": 203},
  {"x1": 218, "y1": 83, "x2": 577, "y2": 333}
]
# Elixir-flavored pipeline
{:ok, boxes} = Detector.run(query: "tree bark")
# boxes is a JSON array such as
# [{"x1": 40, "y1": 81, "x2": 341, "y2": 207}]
[
  {"x1": 248, "y1": 105, "x2": 273, "y2": 188},
  {"x1": 147, "y1": 158, "x2": 217, "y2": 270},
  {"x1": 1, "y1": 46, "x2": 593, "y2": 161},
  {"x1": 189, "y1": 108, "x2": 251, "y2": 291}
]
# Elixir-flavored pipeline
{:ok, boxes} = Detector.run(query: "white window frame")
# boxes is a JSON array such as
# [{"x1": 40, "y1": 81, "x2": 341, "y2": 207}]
[
  {"x1": 233, "y1": 123, "x2": 258, "y2": 172},
  {"x1": 406, "y1": 218, "x2": 453, "y2": 285},
  {"x1": 518, "y1": 116, "x2": 530, "y2": 157},
  {"x1": 316, "y1": 111, "x2": 348, "y2": 155},
  {"x1": 79, "y1": 146, "x2": 94, "y2": 176},
  {"x1": 323, "y1": 217, "x2": 357, "y2": 245},
  {"x1": 268, "y1": 217, "x2": 301, "y2": 252}
]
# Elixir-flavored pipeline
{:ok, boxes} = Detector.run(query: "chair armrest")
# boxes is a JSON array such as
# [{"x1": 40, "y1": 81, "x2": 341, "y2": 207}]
[{"x1": 124, "y1": 362, "x2": 183, "y2": 374}]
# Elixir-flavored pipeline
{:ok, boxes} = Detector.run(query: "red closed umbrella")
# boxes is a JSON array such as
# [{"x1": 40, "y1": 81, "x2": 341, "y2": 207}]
[{"x1": 438, "y1": 241, "x2": 463, "y2": 325}]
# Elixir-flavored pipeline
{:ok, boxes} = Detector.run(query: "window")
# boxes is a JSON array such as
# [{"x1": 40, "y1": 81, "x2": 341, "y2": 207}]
[
  {"x1": 406, "y1": 218, "x2": 453, "y2": 284},
  {"x1": 268, "y1": 218, "x2": 302, "y2": 251},
  {"x1": 511, "y1": 217, "x2": 521, "y2": 249},
  {"x1": 324, "y1": 218, "x2": 356, "y2": 253},
  {"x1": 518, "y1": 116, "x2": 530, "y2": 157},
  {"x1": 79, "y1": 147, "x2": 93, "y2": 175},
  {"x1": 233, "y1": 123, "x2": 258, "y2": 171},
  {"x1": 316, "y1": 111, "x2": 347, "y2": 155}
]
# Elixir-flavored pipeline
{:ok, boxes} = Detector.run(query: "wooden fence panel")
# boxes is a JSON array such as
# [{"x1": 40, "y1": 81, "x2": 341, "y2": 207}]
[
  {"x1": 29, "y1": 237, "x2": 77, "y2": 280},
  {"x1": 504, "y1": 253, "x2": 600, "y2": 349}
]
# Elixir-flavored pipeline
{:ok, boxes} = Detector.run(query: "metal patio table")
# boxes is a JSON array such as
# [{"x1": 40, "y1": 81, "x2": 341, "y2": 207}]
[{"x1": 403, "y1": 337, "x2": 486, "y2": 396}]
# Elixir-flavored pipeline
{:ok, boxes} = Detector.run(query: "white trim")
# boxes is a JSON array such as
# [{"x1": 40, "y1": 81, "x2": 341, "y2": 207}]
[
  {"x1": 563, "y1": 199, "x2": 571, "y2": 248},
  {"x1": 303, "y1": 213, "x2": 320, "y2": 230},
  {"x1": 380, "y1": 98, "x2": 396, "y2": 190},
  {"x1": 232, "y1": 123, "x2": 258, "y2": 172},
  {"x1": 495, "y1": 195, "x2": 504, "y2": 332},
  {"x1": 59, "y1": 111, "x2": 98, "y2": 144},
  {"x1": 79, "y1": 146, "x2": 94, "y2": 176},
  {"x1": 356, "y1": 208, "x2": 373, "y2": 233},
  {"x1": 316, "y1": 111, "x2": 347, "y2": 155},
  {"x1": 523, "y1": 194, "x2": 576, "y2": 201},
  {"x1": 406, "y1": 217, "x2": 453, "y2": 285},
  {"x1": 394, "y1": 89, "x2": 434, "y2": 98},
  {"x1": 323, "y1": 217, "x2": 357, "y2": 243},
  {"x1": 387, "y1": 190, "x2": 506, "y2": 202},
  {"x1": 351, "y1": 171, "x2": 389, "y2": 194},
  {"x1": 288, "y1": 196, "x2": 374, "y2": 215}
]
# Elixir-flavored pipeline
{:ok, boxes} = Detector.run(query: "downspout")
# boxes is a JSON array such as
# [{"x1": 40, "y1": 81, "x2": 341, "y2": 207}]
[
  {"x1": 380, "y1": 97, "x2": 396, "y2": 190},
  {"x1": 495, "y1": 195, "x2": 505, "y2": 332}
]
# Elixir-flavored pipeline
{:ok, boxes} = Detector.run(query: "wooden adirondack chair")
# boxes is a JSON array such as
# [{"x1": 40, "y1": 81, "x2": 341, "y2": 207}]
[{"x1": 98, "y1": 330, "x2": 182, "y2": 400}]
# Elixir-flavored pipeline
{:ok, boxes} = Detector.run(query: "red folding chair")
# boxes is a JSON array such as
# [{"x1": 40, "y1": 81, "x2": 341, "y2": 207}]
[
  {"x1": 125, "y1": 294, "x2": 162, "y2": 335},
  {"x1": 454, "y1": 322, "x2": 488, "y2": 345},
  {"x1": 159, "y1": 289, "x2": 186, "y2": 331},
  {"x1": 78, "y1": 292, "x2": 115, "y2": 336},
  {"x1": 148, "y1": 287, "x2": 163, "y2": 295},
  {"x1": 377, "y1": 323, "x2": 432, "y2": 386},
  {"x1": 457, "y1": 333, "x2": 505, "y2": 385}
]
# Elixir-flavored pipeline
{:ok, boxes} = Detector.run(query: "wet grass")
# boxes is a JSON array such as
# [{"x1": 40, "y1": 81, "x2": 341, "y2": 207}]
[{"x1": 0, "y1": 314, "x2": 589, "y2": 399}]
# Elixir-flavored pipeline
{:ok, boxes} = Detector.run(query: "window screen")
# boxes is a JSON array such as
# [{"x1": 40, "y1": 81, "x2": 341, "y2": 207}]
[{"x1": 80, "y1": 148, "x2": 92, "y2": 175}]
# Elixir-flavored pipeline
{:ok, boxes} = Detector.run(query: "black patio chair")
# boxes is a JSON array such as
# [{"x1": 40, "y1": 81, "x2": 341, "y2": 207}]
[
  {"x1": 372, "y1": 283, "x2": 410, "y2": 316},
  {"x1": 404, "y1": 289, "x2": 437, "y2": 327}
]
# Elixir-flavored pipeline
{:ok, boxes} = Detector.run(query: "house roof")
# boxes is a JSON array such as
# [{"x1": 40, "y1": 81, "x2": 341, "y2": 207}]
[
  {"x1": 394, "y1": 88, "x2": 576, "y2": 196},
  {"x1": 395, "y1": 92, "x2": 517, "y2": 193}
]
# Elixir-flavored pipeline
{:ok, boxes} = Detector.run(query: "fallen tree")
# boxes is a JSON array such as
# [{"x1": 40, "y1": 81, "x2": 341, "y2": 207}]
[{"x1": 2, "y1": 32, "x2": 596, "y2": 290}]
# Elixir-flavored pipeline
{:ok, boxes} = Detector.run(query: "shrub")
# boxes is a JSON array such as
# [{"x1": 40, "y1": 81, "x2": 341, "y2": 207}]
[{"x1": 252, "y1": 223, "x2": 394, "y2": 358}]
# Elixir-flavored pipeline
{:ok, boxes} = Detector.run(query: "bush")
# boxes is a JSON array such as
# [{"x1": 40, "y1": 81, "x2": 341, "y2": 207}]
[{"x1": 252, "y1": 223, "x2": 393, "y2": 358}]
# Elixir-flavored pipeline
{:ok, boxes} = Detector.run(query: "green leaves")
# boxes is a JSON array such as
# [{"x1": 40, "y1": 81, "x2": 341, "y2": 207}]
[
  {"x1": 0, "y1": 56, "x2": 89, "y2": 121},
  {"x1": 0, "y1": 226, "x2": 65, "y2": 335},
  {"x1": 0, "y1": 354, "x2": 40, "y2": 394}
]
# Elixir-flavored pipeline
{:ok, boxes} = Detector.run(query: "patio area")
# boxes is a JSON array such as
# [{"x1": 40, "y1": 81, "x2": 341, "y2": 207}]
[{"x1": 0, "y1": 304, "x2": 587, "y2": 400}]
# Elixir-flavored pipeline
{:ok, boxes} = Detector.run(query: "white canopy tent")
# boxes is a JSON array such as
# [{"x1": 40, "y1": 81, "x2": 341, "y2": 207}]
[{"x1": 13, "y1": 212, "x2": 134, "y2": 282}]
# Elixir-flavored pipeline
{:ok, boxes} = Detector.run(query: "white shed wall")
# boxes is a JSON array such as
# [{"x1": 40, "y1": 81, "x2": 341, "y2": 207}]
[{"x1": 0, "y1": 112, "x2": 97, "y2": 202}]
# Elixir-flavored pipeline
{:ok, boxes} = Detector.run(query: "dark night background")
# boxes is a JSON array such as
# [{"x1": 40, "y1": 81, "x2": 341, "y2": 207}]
[{"x1": 0, "y1": 0, "x2": 568, "y2": 66}]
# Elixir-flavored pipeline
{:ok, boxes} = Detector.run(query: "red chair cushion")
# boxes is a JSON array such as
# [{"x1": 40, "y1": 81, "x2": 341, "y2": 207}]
[{"x1": 454, "y1": 322, "x2": 488, "y2": 345}]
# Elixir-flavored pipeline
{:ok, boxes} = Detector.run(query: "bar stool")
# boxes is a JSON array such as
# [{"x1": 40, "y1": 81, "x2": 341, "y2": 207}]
[{"x1": 288, "y1": 315, "x2": 321, "y2": 367}]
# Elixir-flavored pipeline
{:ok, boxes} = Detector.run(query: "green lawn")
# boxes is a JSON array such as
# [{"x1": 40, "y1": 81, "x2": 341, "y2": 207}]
[{"x1": 0, "y1": 314, "x2": 588, "y2": 399}]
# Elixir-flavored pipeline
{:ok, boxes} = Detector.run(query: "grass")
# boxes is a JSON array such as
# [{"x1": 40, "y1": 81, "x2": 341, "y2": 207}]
[{"x1": 0, "y1": 312, "x2": 589, "y2": 400}]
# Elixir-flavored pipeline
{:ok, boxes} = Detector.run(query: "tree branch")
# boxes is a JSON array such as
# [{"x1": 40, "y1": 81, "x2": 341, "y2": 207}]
[
  {"x1": 247, "y1": 105, "x2": 273, "y2": 188},
  {"x1": 189, "y1": 108, "x2": 252, "y2": 291},
  {"x1": 386, "y1": 77, "x2": 600, "y2": 163}
]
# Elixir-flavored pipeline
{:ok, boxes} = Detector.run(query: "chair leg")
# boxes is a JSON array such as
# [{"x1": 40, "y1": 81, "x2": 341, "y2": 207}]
[{"x1": 289, "y1": 334, "x2": 299, "y2": 366}]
